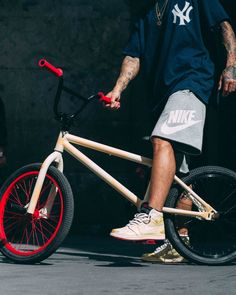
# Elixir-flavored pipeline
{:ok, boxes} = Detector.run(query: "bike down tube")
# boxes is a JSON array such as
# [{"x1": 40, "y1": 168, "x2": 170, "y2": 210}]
[
  {"x1": 64, "y1": 134, "x2": 217, "y2": 220},
  {"x1": 27, "y1": 151, "x2": 63, "y2": 214},
  {"x1": 63, "y1": 140, "x2": 142, "y2": 207}
]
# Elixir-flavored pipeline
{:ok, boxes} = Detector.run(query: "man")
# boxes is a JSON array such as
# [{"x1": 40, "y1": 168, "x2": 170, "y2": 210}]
[{"x1": 106, "y1": 0, "x2": 236, "y2": 262}]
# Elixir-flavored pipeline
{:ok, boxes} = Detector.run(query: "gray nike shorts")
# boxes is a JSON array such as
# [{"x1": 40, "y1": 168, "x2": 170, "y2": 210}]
[{"x1": 151, "y1": 90, "x2": 206, "y2": 173}]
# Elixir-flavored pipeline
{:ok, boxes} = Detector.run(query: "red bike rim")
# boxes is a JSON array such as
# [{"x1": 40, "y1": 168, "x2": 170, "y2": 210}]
[{"x1": 0, "y1": 171, "x2": 64, "y2": 256}]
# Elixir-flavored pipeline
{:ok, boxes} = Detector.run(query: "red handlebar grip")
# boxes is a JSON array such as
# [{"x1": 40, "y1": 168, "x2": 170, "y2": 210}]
[
  {"x1": 97, "y1": 92, "x2": 112, "y2": 103},
  {"x1": 38, "y1": 59, "x2": 63, "y2": 77}
]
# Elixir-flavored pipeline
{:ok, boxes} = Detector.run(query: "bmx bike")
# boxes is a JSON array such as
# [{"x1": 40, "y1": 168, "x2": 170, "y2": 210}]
[{"x1": 0, "y1": 59, "x2": 236, "y2": 265}]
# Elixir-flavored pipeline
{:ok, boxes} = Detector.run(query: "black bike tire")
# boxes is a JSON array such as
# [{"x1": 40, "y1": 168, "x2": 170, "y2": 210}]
[
  {"x1": 0, "y1": 163, "x2": 74, "y2": 264},
  {"x1": 164, "y1": 166, "x2": 236, "y2": 265}
]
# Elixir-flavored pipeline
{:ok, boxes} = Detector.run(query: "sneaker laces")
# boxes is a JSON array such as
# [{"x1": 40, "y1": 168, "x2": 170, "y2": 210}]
[
  {"x1": 127, "y1": 213, "x2": 151, "y2": 227},
  {"x1": 153, "y1": 239, "x2": 171, "y2": 254}
]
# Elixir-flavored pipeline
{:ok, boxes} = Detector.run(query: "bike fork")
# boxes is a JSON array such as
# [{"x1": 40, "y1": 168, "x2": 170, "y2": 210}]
[{"x1": 26, "y1": 151, "x2": 63, "y2": 215}]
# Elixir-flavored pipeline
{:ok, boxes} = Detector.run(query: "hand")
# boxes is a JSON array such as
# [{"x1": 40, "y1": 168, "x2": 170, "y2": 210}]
[
  {"x1": 219, "y1": 65, "x2": 236, "y2": 96},
  {"x1": 104, "y1": 90, "x2": 121, "y2": 110}
]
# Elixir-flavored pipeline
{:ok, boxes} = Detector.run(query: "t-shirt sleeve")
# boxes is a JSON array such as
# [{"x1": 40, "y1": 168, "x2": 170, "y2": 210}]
[
  {"x1": 122, "y1": 21, "x2": 141, "y2": 58},
  {"x1": 201, "y1": 0, "x2": 230, "y2": 29}
]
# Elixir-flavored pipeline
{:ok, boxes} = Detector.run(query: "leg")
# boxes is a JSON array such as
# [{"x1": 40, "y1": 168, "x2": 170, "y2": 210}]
[
  {"x1": 110, "y1": 90, "x2": 205, "y2": 242},
  {"x1": 175, "y1": 153, "x2": 192, "y2": 236},
  {"x1": 110, "y1": 138, "x2": 175, "y2": 241},
  {"x1": 148, "y1": 137, "x2": 176, "y2": 211},
  {"x1": 141, "y1": 154, "x2": 192, "y2": 263}
]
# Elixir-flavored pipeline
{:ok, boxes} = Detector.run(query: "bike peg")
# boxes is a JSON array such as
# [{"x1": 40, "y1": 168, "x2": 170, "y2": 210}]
[{"x1": 38, "y1": 59, "x2": 63, "y2": 77}]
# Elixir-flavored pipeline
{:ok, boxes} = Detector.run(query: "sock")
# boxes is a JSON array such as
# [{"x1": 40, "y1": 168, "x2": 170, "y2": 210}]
[
  {"x1": 140, "y1": 202, "x2": 153, "y2": 214},
  {"x1": 140, "y1": 202, "x2": 163, "y2": 214}
]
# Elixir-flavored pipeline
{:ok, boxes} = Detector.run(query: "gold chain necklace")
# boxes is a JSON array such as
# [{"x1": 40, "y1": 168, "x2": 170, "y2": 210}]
[{"x1": 155, "y1": 0, "x2": 169, "y2": 26}]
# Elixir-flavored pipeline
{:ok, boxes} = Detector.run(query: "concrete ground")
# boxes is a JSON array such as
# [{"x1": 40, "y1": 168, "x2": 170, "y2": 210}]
[{"x1": 0, "y1": 236, "x2": 235, "y2": 295}]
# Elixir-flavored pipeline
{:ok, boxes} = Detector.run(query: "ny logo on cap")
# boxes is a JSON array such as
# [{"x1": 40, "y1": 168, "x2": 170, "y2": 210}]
[{"x1": 172, "y1": 1, "x2": 193, "y2": 26}]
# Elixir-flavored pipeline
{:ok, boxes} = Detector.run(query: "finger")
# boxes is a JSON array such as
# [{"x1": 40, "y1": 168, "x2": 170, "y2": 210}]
[
  {"x1": 104, "y1": 104, "x2": 116, "y2": 111},
  {"x1": 103, "y1": 101, "x2": 114, "y2": 109},
  {"x1": 223, "y1": 80, "x2": 230, "y2": 96},
  {"x1": 114, "y1": 102, "x2": 121, "y2": 109},
  {"x1": 218, "y1": 76, "x2": 223, "y2": 90},
  {"x1": 105, "y1": 101, "x2": 120, "y2": 110},
  {"x1": 103, "y1": 103, "x2": 112, "y2": 109},
  {"x1": 225, "y1": 80, "x2": 236, "y2": 96},
  {"x1": 228, "y1": 82, "x2": 234, "y2": 94},
  {"x1": 110, "y1": 101, "x2": 117, "y2": 107},
  {"x1": 229, "y1": 81, "x2": 236, "y2": 93}
]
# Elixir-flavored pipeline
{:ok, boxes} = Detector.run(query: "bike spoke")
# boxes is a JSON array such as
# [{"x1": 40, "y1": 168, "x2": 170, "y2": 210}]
[
  {"x1": 172, "y1": 170, "x2": 236, "y2": 261},
  {"x1": 1, "y1": 171, "x2": 64, "y2": 255}
]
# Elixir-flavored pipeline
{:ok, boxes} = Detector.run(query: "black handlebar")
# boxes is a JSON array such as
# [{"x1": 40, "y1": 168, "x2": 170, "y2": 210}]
[{"x1": 38, "y1": 59, "x2": 113, "y2": 130}]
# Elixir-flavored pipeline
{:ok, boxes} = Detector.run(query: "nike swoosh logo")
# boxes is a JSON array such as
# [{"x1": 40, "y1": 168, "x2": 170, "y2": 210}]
[{"x1": 161, "y1": 120, "x2": 202, "y2": 135}]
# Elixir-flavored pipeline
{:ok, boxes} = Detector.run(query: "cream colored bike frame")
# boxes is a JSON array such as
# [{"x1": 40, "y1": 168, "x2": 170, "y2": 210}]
[{"x1": 27, "y1": 132, "x2": 217, "y2": 221}]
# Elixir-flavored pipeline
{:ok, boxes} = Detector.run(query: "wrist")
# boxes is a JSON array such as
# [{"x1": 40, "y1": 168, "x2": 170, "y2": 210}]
[
  {"x1": 113, "y1": 86, "x2": 123, "y2": 95},
  {"x1": 226, "y1": 56, "x2": 236, "y2": 68}
]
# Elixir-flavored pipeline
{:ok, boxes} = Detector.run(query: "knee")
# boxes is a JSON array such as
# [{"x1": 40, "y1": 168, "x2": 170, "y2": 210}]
[{"x1": 151, "y1": 137, "x2": 173, "y2": 155}]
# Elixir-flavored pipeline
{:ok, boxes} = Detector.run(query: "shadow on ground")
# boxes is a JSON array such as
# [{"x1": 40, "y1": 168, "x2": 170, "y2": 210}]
[{"x1": 55, "y1": 235, "x2": 190, "y2": 267}]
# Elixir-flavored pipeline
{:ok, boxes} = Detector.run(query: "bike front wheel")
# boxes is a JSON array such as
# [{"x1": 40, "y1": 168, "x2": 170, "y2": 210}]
[
  {"x1": 0, "y1": 163, "x2": 74, "y2": 263},
  {"x1": 165, "y1": 166, "x2": 236, "y2": 265}
]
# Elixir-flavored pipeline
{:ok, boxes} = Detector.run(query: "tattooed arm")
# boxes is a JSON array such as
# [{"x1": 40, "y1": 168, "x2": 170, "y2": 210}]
[
  {"x1": 219, "y1": 21, "x2": 236, "y2": 96},
  {"x1": 106, "y1": 56, "x2": 140, "y2": 109}
]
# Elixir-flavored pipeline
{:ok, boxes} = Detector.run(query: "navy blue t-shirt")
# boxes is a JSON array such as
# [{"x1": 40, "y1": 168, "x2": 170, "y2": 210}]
[{"x1": 123, "y1": 0, "x2": 229, "y2": 109}]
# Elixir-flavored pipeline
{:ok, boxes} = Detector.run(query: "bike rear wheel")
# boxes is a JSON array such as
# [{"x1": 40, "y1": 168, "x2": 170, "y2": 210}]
[
  {"x1": 0, "y1": 163, "x2": 74, "y2": 263},
  {"x1": 165, "y1": 166, "x2": 236, "y2": 265}
]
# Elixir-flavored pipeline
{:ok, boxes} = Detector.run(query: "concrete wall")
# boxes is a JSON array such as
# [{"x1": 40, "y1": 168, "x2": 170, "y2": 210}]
[
  {"x1": 0, "y1": 0, "x2": 235, "y2": 234},
  {"x1": 0, "y1": 0, "x2": 151, "y2": 234}
]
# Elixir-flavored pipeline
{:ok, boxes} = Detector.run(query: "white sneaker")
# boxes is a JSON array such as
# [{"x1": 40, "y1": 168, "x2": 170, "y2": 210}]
[{"x1": 110, "y1": 209, "x2": 165, "y2": 241}]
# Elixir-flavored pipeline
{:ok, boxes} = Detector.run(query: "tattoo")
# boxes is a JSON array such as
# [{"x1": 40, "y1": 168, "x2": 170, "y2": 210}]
[
  {"x1": 223, "y1": 65, "x2": 236, "y2": 81},
  {"x1": 115, "y1": 56, "x2": 140, "y2": 91},
  {"x1": 220, "y1": 21, "x2": 236, "y2": 65}
]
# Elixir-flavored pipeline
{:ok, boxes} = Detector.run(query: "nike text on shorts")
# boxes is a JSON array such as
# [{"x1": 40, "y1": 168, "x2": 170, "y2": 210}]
[{"x1": 151, "y1": 90, "x2": 206, "y2": 155}]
